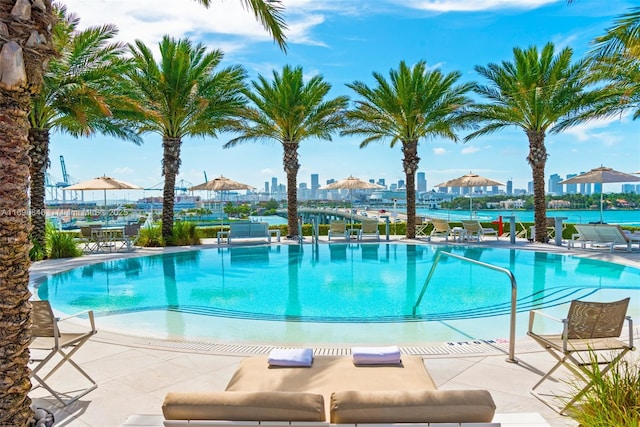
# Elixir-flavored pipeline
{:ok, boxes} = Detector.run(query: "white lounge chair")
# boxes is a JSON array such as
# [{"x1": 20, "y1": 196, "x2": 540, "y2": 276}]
[
  {"x1": 328, "y1": 220, "x2": 348, "y2": 241},
  {"x1": 461, "y1": 220, "x2": 499, "y2": 242},
  {"x1": 429, "y1": 219, "x2": 452, "y2": 241},
  {"x1": 359, "y1": 220, "x2": 380, "y2": 241}
]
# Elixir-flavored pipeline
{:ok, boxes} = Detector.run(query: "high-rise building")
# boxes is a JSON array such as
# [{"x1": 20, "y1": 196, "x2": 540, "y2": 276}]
[
  {"x1": 580, "y1": 182, "x2": 591, "y2": 195},
  {"x1": 310, "y1": 174, "x2": 319, "y2": 199},
  {"x1": 527, "y1": 181, "x2": 534, "y2": 194},
  {"x1": 397, "y1": 179, "x2": 405, "y2": 189},
  {"x1": 264, "y1": 182, "x2": 269, "y2": 195},
  {"x1": 506, "y1": 180, "x2": 513, "y2": 195},
  {"x1": 548, "y1": 174, "x2": 562, "y2": 195},
  {"x1": 271, "y1": 177, "x2": 278, "y2": 197},
  {"x1": 377, "y1": 178, "x2": 385, "y2": 187},
  {"x1": 565, "y1": 173, "x2": 578, "y2": 194},
  {"x1": 594, "y1": 182, "x2": 602, "y2": 194},
  {"x1": 417, "y1": 172, "x2": 426, "y2": 192}
]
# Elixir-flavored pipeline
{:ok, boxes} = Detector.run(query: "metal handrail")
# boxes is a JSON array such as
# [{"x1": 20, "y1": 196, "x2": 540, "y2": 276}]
[{"x1": 412, "y1": 250, "x2": 519, "y2": 363}]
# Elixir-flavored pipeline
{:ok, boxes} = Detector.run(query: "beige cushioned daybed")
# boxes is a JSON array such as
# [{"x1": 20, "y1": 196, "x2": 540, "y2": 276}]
[{"x1": 162, "y1": 355, "x2": 498, "y2": 426}]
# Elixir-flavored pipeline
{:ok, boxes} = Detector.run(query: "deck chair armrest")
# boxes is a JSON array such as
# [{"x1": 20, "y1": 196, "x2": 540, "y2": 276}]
[
  {"x1": 58, "y1": 310, "x2": 96, "y2": 332},
  {"x1": 528, "y1": 309, "x2": 563, "y2": 333},
  {"x1": 626, "y1": 316, "x2": 634, "y2": 349}
]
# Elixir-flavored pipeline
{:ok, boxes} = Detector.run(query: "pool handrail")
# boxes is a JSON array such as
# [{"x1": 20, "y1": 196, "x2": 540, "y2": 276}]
[{"x1": 412, "y1": 250, "x2": 518, "y2": 363}]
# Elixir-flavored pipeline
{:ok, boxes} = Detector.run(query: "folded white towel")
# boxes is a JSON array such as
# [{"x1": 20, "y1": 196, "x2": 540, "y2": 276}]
[
  {"x1": 268, "y1": 348, "x2": 314, "y2": 367},
  {"x1": 352, "y1": 345, "x2": 402, "y2": 365}
]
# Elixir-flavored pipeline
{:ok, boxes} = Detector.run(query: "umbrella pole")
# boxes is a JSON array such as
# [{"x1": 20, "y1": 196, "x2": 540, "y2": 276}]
[
  {"x1": 600, "y1": 191, "x2": 604, "y2": 224},
  {"x1": 104, "y1": 189, "x2": 108, "y2": 226}
]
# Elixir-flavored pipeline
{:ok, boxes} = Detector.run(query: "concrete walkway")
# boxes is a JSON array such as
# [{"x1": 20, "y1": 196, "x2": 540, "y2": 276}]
[{"x1": 28, "y1": 234, "x2": 640, "y2": 427}]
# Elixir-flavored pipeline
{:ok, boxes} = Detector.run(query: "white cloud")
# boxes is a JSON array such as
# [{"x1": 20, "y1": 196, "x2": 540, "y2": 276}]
[
  {"x1": 396, "y1": 0, "x2": 557, "y2": 12},
  {"x1": 461, "y1": 146, "x2": 480, "y2": 154},
  {"x1": 563, "y1": 114, "x2": 629, "y2": 145},
  {"x1": 261, "y1": 168, "x2": 277, "y2": 176},
  {"x1": 62, "y1": 0, "x2": 329, "y2": 52},
  {"x1": 113, "y1": 166, "x2": 135, "y2": 175},
  {"x1": 433, "y1": 147, "x2": 447, "y2": 155}
]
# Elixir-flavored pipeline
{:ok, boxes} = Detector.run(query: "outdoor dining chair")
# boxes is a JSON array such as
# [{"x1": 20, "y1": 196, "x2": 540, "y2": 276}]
[
  {"x1": 527, "y1": 297, "x2": 634, "y2": 414},
  {"x1": 29, "y1": 300, "x2": 98, "y2": 406}
]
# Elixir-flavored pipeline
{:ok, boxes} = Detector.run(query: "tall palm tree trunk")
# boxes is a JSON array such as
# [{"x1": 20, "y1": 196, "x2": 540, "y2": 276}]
[
  {"x1": 0, "y1": 0, "x2": 55, "y2": 424},
  {"x1": 283, "y1": 142, "x2": 299, "y2": 238},
  {"x1": 527, "y1": 130, "x2": 548, "y2": 243},
  {"x1": 162, "y1": 137, "x2": 181, "y2": 241},
  {"x1": 402, "y1": 140, "x2": 420, "y2": 239},
  {"x1": 29, "y1": 129, "x2": 50, "y2": 254},
  {"x1": 0, "y1": 94, "x2": 36, "y2": 426}
]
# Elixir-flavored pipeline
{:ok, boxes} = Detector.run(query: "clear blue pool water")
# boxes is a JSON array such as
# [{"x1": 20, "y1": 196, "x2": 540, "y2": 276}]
[{"x1": 33, "y1": 244, "x2": 639, "y2": 345}]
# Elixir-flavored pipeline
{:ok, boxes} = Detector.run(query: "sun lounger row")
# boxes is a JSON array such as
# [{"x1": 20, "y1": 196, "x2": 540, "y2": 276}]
[
  {"x1": 427, "y1": 219, "x2": 499, "y2": 242},
  {"x1": 569, "y1": 224, "x2": 640, "y2": 252},
  {"x1": 162, "y1": 355, "x2": 498, "y2": 426}
]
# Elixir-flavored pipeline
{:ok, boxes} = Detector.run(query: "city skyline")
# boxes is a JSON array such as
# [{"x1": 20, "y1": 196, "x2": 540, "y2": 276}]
[{"x1": 47, "y1": 1, "x2": 639, "y2": 204}]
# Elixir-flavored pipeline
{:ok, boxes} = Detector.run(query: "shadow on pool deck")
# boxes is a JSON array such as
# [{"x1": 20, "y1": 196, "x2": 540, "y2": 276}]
[{"x1": 28, "y1": 235, "x2": 639, "y2": 426}]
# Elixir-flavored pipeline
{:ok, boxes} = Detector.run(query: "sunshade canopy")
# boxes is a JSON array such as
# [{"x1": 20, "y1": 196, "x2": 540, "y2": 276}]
[
  {"x1": 65, "y1": 175, "x2": 142, "y2": 191},
  {"x1": 559, "y1": 166, "x2": 640, "y2": 185},
  {"x1": 189, "y1": 176, "x2": 255, "y2": 192},
  {"x1": 435, "y1": 173, "x2": 505, "y2": 189},
  {"x1": 435, "y1": 173, "x2": 504, "y2": 219},
  {"x1": 319, "y1": 176, "x2": 383, "y2": 190},
  {"x1": 559, "y1": 166, "x2": 640, "y2": 223}
]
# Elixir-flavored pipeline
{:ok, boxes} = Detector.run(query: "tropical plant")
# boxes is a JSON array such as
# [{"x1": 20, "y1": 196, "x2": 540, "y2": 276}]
[
  {"x1": 29, "y1": 5, "x2": 141, "y2": 253},
  {"x1": 126, "y1": 36, "x2": 246, "y2": 242},
  {"x1": 466, "y1": 43, "x2": 602, "y2": 243},
  {"x1": 196, "y1": 0, "x2": 287, "y2": 52},
  {"x1": 225, "y1": 65, "x2": 349, "y2": 239},
  {"x1": 169, "y1": 221, "x2": 201, "y2": 246},
  {"x1": 567, "y1": 352, "x2": 640, "y2": 426},
  {"x1": 137, "y1": 225, "x2": 165, "y2": 247},
  {"x1": 47, "y1": 230, "x2": 83, "y2": 258},
  {"x1": 343, "y1": 60, "x2": 475, "y2": 238},
  {"x1": 0, "y1": 2, "x2": 56, "y2": 424},
  {"x1": 582, "y1": 7, "x2": 640, "y2": 121}
]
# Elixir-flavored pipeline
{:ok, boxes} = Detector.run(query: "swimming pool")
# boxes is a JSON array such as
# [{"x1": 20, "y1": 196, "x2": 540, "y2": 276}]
[{"x1": 32, "y1": 243, "x2": 639, "y2": 345}]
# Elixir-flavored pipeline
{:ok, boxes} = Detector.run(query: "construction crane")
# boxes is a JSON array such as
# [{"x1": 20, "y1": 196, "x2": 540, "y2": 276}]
[{"x1": 57, "y1": 155, "x2": 70, "y2": 188}]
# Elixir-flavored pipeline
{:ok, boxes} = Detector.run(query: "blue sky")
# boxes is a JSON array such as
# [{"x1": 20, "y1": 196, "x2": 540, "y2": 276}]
[{"x1": 49, "y1": 0, "x2": 640, "y2": 203}]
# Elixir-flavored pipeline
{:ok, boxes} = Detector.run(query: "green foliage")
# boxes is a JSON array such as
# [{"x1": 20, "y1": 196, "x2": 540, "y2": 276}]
[
  {"x1": 568, "y1": 353, "x2": 640, "y2": 426},
  {"x1": 47, "y1": 230, "x2": 82, "y2": 259},
  {"x1": 137, "y1": 225, "x2": 165, "y2": 247},
  {"x1": 168, "y1": 221, "x2": 201, "y2": 246},
  {"x1": 29, "y1": 238, "x2": 47, "y2": 261},
  {"x1": 264, "y1": 199, "x2": 279, "y2": 210}
]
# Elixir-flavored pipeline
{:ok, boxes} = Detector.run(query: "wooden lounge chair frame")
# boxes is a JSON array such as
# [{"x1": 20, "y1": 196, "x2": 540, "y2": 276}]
[
  {"x1": 29, "y1": 300, "x2": 98, "y2": 406},
  {"x1": 527, "y1": 298, "x2": 634, "y2": 414}
]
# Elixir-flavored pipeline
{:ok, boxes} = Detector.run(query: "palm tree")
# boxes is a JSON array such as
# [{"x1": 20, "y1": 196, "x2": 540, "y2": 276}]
[
  {"x1": 224, "y1": 65, "x2": 348, "y2": 239},
  {"x1": 0, "y1": 1, "x2": 56, "y2": 424},
  {"x1": 29, "y1": 7, "x2": 142, "y2": 254},
  {"x1": 197, "y1": 0, "x2": 287, "y2": 52},
  {"x1": 466, "y1": 43, "x2": 601, "y2": 243},
  {"x1": 584, "y1": 7, "x2": 640, "y2": 121},
  {"x1": 127, "y1": 36, "x2": 246, "y2": 242},
  {"x1": 343, "y1": 61, "x2": 475, "y2": 239}
]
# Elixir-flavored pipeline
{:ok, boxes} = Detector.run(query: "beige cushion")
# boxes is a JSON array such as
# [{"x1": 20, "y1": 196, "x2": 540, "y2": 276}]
[
  {"x1": 225, "y1": 356, "x2": 436, "y2": 421},
  {"x1": 330, "y1": 389, "x2": 496, "y2": 423},
  {"x1": 162, "y1": 391, "x2": 325, "y2": 421}
]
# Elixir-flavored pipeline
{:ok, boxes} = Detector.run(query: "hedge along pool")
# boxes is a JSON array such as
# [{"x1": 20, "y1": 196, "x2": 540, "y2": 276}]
[{"x1": 32, "y1": 243, "x2": 640, "y2": 345}]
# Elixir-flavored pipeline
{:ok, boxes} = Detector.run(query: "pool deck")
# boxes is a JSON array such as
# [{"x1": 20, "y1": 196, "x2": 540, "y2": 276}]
[{"x1": 28, "y1": 235, "x2": 639, "y2": 427}]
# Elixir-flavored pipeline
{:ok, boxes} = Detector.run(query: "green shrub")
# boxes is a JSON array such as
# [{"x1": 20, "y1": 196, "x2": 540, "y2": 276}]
[
  {"x1": 29, "y1": 238, "x2": 47, "y2": 261},
  {"x1": 168, "y1": 221, "x2": 200, "y2": 246},
  {"x1": 47, "y1": 230, "x2": 82, "y2": 259},
  {"x1": 137, "y1": 225, "x2": 165, "y2": 247},
  {"x1": 568, "y1": 353, "x2": 640, "y2": 426}
]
